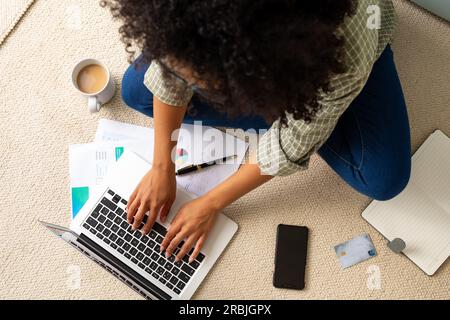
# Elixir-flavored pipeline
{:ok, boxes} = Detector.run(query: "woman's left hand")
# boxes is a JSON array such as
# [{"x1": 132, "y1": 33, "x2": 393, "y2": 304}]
[{"x1": 160, "y1": 195, "x2": 219, "y2": 262}]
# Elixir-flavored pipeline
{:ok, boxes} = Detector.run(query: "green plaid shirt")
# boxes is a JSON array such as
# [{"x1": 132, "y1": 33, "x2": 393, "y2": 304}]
[{"x1": 144, "y1": 0, "x2": 396, "y2": 176}]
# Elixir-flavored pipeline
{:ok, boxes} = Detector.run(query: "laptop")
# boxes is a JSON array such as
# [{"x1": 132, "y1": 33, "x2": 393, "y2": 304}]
[{"x1": 40, "y1": 151, "x2": 238, "y2": 300}]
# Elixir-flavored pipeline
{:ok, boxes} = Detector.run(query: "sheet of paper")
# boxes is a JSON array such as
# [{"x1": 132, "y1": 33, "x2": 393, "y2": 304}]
[
  {"x1": 95, "y1": 119, "x2": 248, "y2": 196},
  {"x1": 362, "y1": 130, "x2": 450, "y2": 275},
  {"x1": 70, "y1": 119, "x2": 248, "y2": 218},
  {"x1": 69, "y1": 140, "x2": 152, "y2": 218},
  {"x1": 95, "y1": 118, "x2": 154, "y2": 146}
]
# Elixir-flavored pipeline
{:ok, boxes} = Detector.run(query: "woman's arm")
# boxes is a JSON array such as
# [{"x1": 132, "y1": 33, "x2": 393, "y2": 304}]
[
  {"x1": 161, "y1": 160, "x2": 273, "y2": 262},
  {"x1": 205, "y1": 163, "x2": 273, "y2": 212},
  {"x1": 126, "y1": 97, "x2": 187, "y2": 232},
  {"x1": 152, "y1": 97, "x2": 187, "y2": 170}
]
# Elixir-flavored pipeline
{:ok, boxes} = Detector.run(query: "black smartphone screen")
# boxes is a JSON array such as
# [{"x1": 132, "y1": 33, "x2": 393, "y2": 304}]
[{"x1": 273, "y1": 224, "x2": 308, "y2": 290}]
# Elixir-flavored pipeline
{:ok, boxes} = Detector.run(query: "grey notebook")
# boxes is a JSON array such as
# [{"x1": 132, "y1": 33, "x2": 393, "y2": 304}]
[
  {"x1": 411, "y1": 0, "x2": 450, "y2": 22},
  {"x1": 362, "y1": 130, "x2": 450, "y2": 276}
]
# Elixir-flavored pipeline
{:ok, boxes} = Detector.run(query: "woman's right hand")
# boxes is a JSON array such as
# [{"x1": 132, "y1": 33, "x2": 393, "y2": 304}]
[{"x1": 126, "y1": 166, "x2": 176, "y2": 234}]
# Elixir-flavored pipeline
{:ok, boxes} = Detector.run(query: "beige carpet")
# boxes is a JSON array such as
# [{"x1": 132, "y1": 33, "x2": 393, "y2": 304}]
[
  {"x1": 0, "y1": 0, "x2": 449, "y2": 300},
  {"x1": 0, "y1": 0, "x2": 35, "y2": 45}
]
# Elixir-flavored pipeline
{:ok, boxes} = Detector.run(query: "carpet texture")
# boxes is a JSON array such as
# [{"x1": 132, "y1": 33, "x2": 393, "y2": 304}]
[
  {"x1": 0, "y1": 0, "x2": 35, "y2": 45},
  {"x1": 0, "y1": 0, "x2": 449, "y2": 299}
]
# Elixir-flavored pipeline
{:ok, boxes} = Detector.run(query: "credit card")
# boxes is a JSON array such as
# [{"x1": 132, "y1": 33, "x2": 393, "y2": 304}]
[{"x1": 334, "y1": 234, "x2": 377, "y2": 269}]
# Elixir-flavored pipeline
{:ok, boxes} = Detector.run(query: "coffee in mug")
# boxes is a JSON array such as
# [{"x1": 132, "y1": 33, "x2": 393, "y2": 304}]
[
  {"x1": 77, "y1": 64, "x2": 108, "y2": 94},
  {"x1": 72, "y1": 59, "x2": 116, "y2": 113}
]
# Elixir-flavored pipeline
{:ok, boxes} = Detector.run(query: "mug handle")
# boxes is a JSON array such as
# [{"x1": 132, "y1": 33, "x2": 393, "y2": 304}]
[{"x1": 88, "y1": 96, "x2": 101, "y2": 113}]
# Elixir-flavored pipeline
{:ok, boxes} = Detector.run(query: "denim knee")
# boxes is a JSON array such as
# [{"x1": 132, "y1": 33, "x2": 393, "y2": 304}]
[
  {"x1": 121, "y1": 66, "x2": 139, "y2": 109},
  {"x1": 368, "y1": 162, "x2": 411, "y2": 201},
  {"x1": 121, "y1": 64, "x2": 154, "y2": 118}
]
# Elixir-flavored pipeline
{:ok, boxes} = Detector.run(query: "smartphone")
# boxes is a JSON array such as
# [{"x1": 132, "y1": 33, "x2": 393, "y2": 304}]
[{"x1": 273, "y1": 224, "x2": 309, "y2": 290}]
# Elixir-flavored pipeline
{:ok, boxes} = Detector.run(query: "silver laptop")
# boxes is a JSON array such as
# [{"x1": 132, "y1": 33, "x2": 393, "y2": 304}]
[{"x1": 40, "y1": 151, "x2": 238, "y2": 300}]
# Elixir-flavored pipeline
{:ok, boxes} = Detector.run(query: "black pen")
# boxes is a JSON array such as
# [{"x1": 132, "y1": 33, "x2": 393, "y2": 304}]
[{"x1": 175, "y1": 155, "x2": 238, "y2": 176}]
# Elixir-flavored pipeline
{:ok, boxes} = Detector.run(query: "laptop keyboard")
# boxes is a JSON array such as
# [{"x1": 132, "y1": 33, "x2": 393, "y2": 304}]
[{"x1": 82, "y1": 188, "x2": 206, "y2": 296}]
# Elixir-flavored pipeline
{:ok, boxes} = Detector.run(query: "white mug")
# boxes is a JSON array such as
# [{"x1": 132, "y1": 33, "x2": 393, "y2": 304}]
[{"x1": 71, "y1": 58, "x2": 116, "y2": 113}]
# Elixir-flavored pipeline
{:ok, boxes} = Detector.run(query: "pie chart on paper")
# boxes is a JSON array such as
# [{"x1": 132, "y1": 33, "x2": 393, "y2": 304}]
[{"x1": 175, "y1": 148, "x2": 189, "y2": 167}]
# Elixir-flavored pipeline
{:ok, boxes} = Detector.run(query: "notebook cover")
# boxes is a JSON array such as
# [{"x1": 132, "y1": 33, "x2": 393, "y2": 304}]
[{"x1": 362, "y1": 130, "x2": 450, "y2": 276}]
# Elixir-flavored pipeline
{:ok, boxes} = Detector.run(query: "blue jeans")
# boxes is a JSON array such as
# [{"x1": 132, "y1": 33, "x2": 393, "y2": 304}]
[{"x1": 122, "y1": 46, "x2": 411, "y2": 201}]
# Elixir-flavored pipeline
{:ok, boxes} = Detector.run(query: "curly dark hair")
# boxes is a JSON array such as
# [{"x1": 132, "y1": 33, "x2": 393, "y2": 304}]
[{"x1": 101, "y1": 0, "x2": 357, "y2": 125}]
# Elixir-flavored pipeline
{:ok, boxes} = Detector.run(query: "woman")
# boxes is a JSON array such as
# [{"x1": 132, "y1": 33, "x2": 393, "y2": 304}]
[{"x1": 103, "y1": 0, "x2": 411, "y2": 262}]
